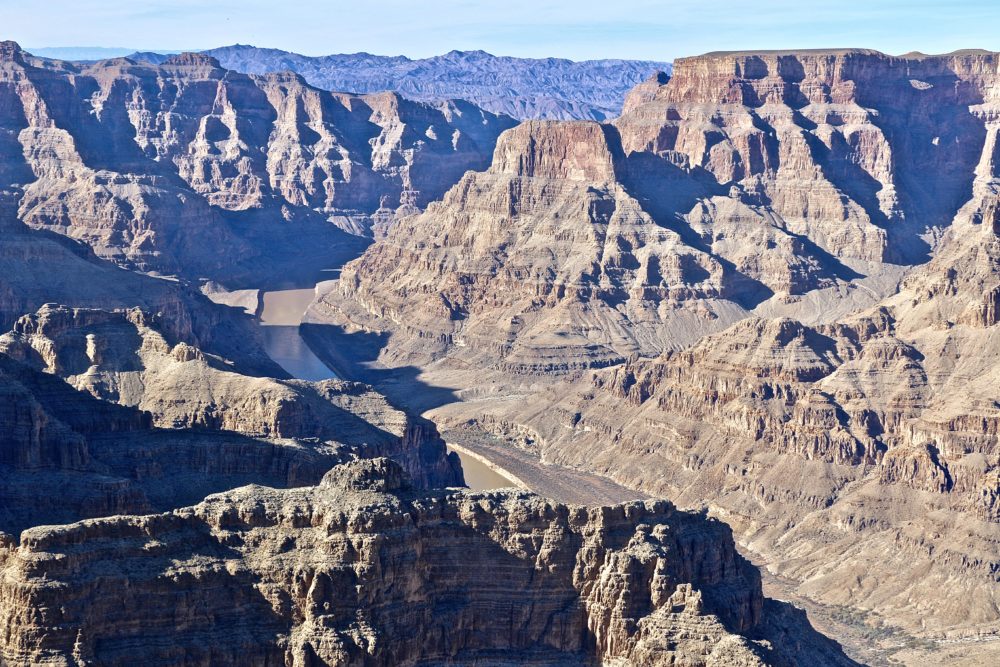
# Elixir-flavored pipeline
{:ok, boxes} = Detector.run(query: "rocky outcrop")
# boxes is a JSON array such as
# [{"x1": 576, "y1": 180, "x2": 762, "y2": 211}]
[
  {"x1": 615, "y1": 49, "x2": 999, "y2": 265},
  {"x1": 306, "y1": 48, "x2": 1000, "y2": 648},
  {"x1": 0, "y1": 211, "x2": 279, "y2": 375},
  {"x1": 316, "y1": 50, "x2": 1000, "y2": 378},
  {"x1": 0, "y1": 305, "x2": 460, "y2": 490},
  {"x1": 311, "y1": 118, "x2": 858, "y2": 381},
  {"x1": 0, "y1": 458, "x2": 853, "y2": 667},
  {"x1": 0, "y1": 351, "x2": 334, "y2": 534},
  {"x1": 1, "y1": 41, "x2": 515, "y2": 284},
  {"x1": 471, "y1": 196, "x2": 1000, "y2": 640}
]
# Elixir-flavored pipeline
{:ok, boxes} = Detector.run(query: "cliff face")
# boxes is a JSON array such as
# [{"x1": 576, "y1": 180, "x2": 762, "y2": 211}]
[
  {"x1": 318, "y1": 50, "x2": 1000, "y2": 377},
  {"x1": 0, "y1": 350, "x2": 332, "y2": 535},
  {"x1": 0, "y1": 39, "x2": 867, "y2": 666},
  {"x1": 0, "y1": 42, "x2": 515, "y2": 283},
  {"x1": 479, "y1": 153, "x2": 1000, "y2": 638},
  {"x1": 0, "y1": 458, "x2": 851, "y2": 667},
  {"x1": 616, "y1": 49, "x2": 998, "y2": 265},
  {"x1": 537, "y1": 206, "x2": 1000, "y2": 636},
  {"x1": 314, "y1": 118, "x2": 855, "y2": 379},
  {"x1": 0, "y1": 304, "x2": 460, "y2": 488},
  {"x1": 0, "y1": 210, "x2": 281, "y2": 376},
  {"x1": 308, "y1": 49, "x2": 1000, "y2": 644}
]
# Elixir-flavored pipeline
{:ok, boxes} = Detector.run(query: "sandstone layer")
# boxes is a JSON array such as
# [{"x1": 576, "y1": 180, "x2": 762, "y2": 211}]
[
  {"x1": 0, "y1": 210, "x2": 279, "y2": 375},
  {"x1": 0, "y1": 458, "x2": 854, "y2": 666},
  {"x1": 0, "y1": 41, "x2": 515, "y2": 284},
  {"x1": 307, "y1": 48, "x2": 1000, "y2": 650},
  {"x1": 0, "y1": 304, "x2": 459, "y2": 489},
  {"x1": 311, "y1": 117, "x2": 868, "y2": 383}
]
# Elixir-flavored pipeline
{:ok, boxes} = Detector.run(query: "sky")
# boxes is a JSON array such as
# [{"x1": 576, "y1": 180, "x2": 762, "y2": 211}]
[{"x1": 4, "y1": 0, "x2": 999, "y2": 62}]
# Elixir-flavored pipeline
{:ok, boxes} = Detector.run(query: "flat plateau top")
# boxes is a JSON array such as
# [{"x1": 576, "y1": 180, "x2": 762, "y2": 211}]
[{"x1": 691, "y1": 48, "x2": 996, "y2": 59}]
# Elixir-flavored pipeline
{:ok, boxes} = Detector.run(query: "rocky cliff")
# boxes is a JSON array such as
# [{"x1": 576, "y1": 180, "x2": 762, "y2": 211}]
[
  {"x1": 0, "y1": 458, "x2": 853, "y2": 666},
  {"x1": 0, "y1": 351, "x2": 325, "y2": 535},
  {"x1": 522, "y1": 222, "x2": 1000, "y2": 636},
  {"x1": 320, "y1": 49, "x2": 1000, "y2": 371},
  {"x1": 311, "y1": 117, "x2": 862, "y2": 381},
  {"x1": 0, "y1": 38, "x2": 876, "y2": 666},
  {"x1": 307, "y1": 48, "x2": 1000, "y2": 653},
  {"x1": 1, "y1": 41, "x2": 515, "y2": 284},
  {"x1": 0, "y1": 304, "x2": 459, "y2": 488},
  {"x1": 0, "y1": 210, "x2": 280, "y2": 375},
  {"x1": 616, "y1": 49, "x2": 997, "y2": 266},
  {"x1": 0, "y1": 343, "x2": 463, "y2": 532}
]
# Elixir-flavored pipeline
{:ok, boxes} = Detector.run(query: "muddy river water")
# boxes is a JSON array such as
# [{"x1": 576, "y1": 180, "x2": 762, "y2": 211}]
[{"x1": 258, "y1": 287, "x2": 514, "y2": 491}]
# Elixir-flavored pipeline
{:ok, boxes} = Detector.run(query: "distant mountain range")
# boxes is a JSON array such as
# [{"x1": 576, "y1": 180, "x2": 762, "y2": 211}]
[{"x1": 122, "y1": 45, "x2": 671, "y2": 121}]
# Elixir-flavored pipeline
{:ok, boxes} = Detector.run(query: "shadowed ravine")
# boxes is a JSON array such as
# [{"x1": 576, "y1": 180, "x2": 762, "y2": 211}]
[{"x1": 258, "y1": 284, "x2": 516, "y2": 491}]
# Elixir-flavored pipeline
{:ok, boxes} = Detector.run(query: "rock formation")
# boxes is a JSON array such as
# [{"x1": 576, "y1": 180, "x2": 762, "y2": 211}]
[
  {"x1": 0, "y1": 41, "x2": 514, "y2": 284},
  {"x1": 310, "y1": 117, "x2": 864, "y2": 384},
  {"x1": 0, "y1": 350, "x2": 324, "y2": 534},
  {"x1": 9, "y1": 38, "x2": 1000, "y2": 663},
  {"x1": 615, "y1": 49, "x2": 994, "y2": 266},
  {"x1": 307, "y1": 48, "x2": 1000, "y2": 656},
  {"x1": 0, "y1": 304, "x2": 459, "y2": 488},
  {"x1": 0, "y1": 458, "x2": 854, "y2": 666},
  {"x1": 0, "y1": 209, "x2": 279, "y2": 375}
]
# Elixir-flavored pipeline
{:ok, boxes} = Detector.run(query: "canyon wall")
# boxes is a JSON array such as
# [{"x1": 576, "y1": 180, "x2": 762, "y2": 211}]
[
  {"x1": 309, "y1": 48, "x2": 1000, "y2": 643},
  {"x1": 0, "y1": 41, "x2": 515, "y2": 284},
  {"x1": 0, "y1": 458, "x2": 853, "y2": 666}
]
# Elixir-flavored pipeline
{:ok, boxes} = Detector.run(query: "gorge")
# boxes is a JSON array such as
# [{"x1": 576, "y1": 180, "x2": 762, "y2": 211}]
[
  {"x1": 0, "y1": 33, "x2": 997, "y2": 666},
  {"x1": 256, "y1": 281, "x2": 518, "y2": 491},
  {"x1": 306, "y1": 48, "x2": 1000, "y2": 664}
]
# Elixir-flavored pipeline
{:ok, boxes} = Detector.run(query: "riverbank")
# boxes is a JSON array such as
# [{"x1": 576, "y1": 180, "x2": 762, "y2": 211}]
[
  {"x1": 442, "y1": 425, "x2": 648, "y2": 505},
  {"x1": 253, "y1": 284, "x2": 516, "y2": 491},
  {"x1": 446, "y1": 443, "x2": 525, "y2": 490}
]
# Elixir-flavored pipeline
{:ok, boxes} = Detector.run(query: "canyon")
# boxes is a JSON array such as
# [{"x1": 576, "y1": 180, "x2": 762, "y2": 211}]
[
  {"x1": 1, "y1": 36, "x2": 997, "y2": 666},
  {"x1": 307, "y1": 48, "x2": 1000, "y2": 663},
  {"x1": 0, "y1": 41, "x2": 516, "y2": 284}
]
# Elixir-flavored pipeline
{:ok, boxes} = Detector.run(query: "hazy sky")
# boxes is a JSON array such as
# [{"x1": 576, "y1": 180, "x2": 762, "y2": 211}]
[{"x1": 6, "y1": 0, "x2": 998, "y2": 61}]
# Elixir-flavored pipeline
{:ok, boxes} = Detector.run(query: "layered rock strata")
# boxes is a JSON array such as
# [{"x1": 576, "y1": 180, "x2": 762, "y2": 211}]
[
  {"x1": 313, "y1": 118, "x2": 859, "y2": 381},
  {"x1": 0, "y1": 458, "x2": 854, "y2": 667},
  {"x1": 0, "y1": 350, "x2": 338, "y2": 535},
  {"x1": 0, "y1": 304, "x2": 459, "y2": 488},
  {"x1": 0, "y1": 41, "x2": 515, "y2": 283},
  {"x1": 307, "y1": 48, "x2": 1000, "y2": 645},
  {"x1": 0, "y1": 211, "x2": 279, "y2": 375},
  {"x1": 616, "y1": 49, "x2": 999, "y2": 265},
  {"x1": 460, "y1": 178, "x2": 1000, "y2": 640}
]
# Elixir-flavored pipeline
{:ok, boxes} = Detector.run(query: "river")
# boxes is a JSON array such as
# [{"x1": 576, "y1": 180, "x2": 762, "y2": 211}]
[
  {"x1": 259, "y1": 288, "x2": 336, "y2": 382},
  {"x1": 258, "y1": 287, "x2": 515, "y2": 491}
]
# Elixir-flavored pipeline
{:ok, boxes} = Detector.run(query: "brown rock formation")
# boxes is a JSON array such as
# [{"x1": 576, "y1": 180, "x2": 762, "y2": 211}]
[
  {"x1": 0, "y1": 350, "x2": 332, "y2": 534},
  {"x1": 0, "y1": 41, "x2": 515, "y2": 284},
  {"x1": 0, "y1": 304, "x2": 459, "y2": 488},
  {"x1": 615, "y1": 49, "x2": 997, "y2": 265},
  {"x1": 0, "y1": 458, "x2": 853, "y2": 667},
  {"x1": 312, "y1": 117, "x2": 861, "y2": 385},
  {"x1": 436, "y1": 181, "x2": 1000, "y2": 640},
  {"x1": 0, "y1": 210, "x2": 279, "y2": 375},
  {"x1": 306, "y1": 48, "x2": 1000, "y2": 651}
]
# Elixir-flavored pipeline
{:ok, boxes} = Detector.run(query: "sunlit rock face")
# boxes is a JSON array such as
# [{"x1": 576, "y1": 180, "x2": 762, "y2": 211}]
[
  {"x1": 0, "y1": 41, "x2": 516, "y2": 283},
  {"x1": 309, "y1": 48, "x2": 1000, "y2": 641},
  {"x1": 0, "y1": 458, "x2": 853, "y2": 667}
]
